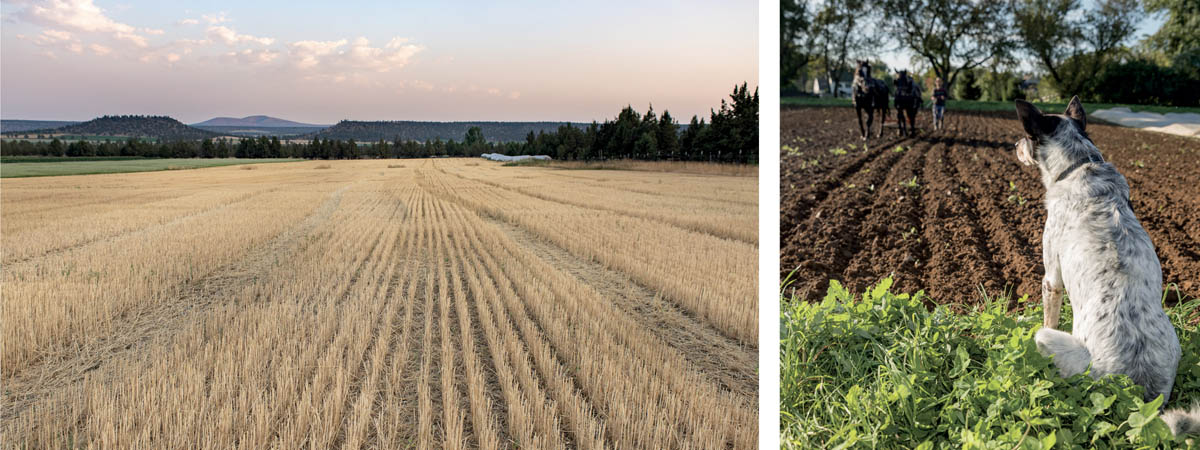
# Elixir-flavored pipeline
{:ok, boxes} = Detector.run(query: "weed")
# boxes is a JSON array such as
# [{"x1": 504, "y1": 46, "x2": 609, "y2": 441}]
[
  {"x1": 830, "y1": 148, "x2": 848, "y2": 156},
  {"x1": 900, "y1": 176, "x2": 920, "y2": 189},
  {"x1": 781, "y1": 277, "x2": 1200, "y2": 449}
]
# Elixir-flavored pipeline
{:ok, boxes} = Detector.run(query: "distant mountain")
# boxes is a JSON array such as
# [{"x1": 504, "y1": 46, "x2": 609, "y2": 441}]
[
  {"x1": 1, "y1": 120, "x2": 81, "y2": 133},
  {"x1": 307, "y1": 120, "x2": 591, "y2": 143},
  {"x1": 4, "y1": 115, "x2": 220, "y2": 140},
  {"x1": 192, "y1": 125, "x2": 328, "y2": 137},
  {"x1": 192, "y1": 115, "x2": 327, "y2": 127}
]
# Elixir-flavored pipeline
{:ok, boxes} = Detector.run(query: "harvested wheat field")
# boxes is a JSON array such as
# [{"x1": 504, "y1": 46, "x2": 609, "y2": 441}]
[{"x1": 1, "y1": 159, "x2": 757, "y2": 449}]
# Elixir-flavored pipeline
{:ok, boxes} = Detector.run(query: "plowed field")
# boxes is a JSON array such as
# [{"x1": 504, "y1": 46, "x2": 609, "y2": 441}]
[{"x1": 781, "y1": 106, "x2": 1200, "y2": 307}]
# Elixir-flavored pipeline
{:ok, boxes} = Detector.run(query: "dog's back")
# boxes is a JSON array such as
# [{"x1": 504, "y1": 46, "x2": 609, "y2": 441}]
[
  {"x1": 1047, "y1": 160, "x2": 1178, "y2": 401},
  {"x1": 1016, "y1": 97, "x2": 1195, "y2": 435}
]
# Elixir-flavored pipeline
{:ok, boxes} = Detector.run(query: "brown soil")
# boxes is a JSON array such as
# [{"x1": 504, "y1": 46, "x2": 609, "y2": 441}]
[{"x1": 782, "y1": 106, "x2": 1200, "y2": 307}]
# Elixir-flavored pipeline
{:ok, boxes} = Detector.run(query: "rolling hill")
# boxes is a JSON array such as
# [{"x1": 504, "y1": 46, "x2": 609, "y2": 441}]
[
  {"x1": 1, "y1": 120, "x2": 81, "y2": 133},
  {"x1": 191, "y1": 115, "x2": 326, "y2": 127},
  {"x1": 191, "y1": 125, "x2": 327, "y2": 137},
  {"x1": 4, "y1": 116, "x2": 220, "y2": 140},
  {"x1": 306, "y1": 120, "x2": 591, "y2": 142}
]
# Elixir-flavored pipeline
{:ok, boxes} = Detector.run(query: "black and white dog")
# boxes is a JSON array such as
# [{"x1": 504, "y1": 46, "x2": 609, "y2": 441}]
[{"x1": 1015, "y1": 97, "x2": 1198, "y2": 436}]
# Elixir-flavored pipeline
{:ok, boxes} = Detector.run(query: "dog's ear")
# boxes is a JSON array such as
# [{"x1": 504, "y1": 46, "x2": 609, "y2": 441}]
[
  {"x1": 1015, "y1": 99, "x2": 1047, "y2": 137},
  {"x1": 1064, "y1": 95, "x2": 1086, "y2": 131}
]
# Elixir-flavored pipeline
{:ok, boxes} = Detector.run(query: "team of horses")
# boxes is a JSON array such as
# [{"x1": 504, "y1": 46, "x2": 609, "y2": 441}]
[{"x1": 852, "y1": 60, "x2": 923, "y2": 142}]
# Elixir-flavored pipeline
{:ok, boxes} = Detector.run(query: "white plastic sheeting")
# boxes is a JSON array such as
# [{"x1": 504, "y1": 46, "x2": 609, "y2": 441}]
[
  {"x1": 1092, "y1": 107, "x2": 1200, "y2": 138},
  {"x1": 480, "y1": 153, "x2": 552, "y2": 162}
]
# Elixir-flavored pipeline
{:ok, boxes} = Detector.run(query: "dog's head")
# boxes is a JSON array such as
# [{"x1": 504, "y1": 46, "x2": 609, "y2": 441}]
[{"x1": 1013, "y1": 96, "x2": 1088, "y2": 167}]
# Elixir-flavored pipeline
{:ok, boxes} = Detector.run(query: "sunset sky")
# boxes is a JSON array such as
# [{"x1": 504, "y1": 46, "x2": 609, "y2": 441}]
[{"x1": 0, "y1": 0, "x2": 758, "y2": 124}]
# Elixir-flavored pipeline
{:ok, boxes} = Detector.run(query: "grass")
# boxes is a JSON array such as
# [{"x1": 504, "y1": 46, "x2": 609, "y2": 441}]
[
  {"x1": 781, "y1": 277, "x2": 1200, "y2": 449},
  {"x1": 0, "y1": 158, "x2": 300, "y2": 178},
  {"x1": 781, "y1": 96, "x2": 1200, "y2": 115},
  {"x1": 0, "y1": 156, "x2": 149, "y2": 163}
]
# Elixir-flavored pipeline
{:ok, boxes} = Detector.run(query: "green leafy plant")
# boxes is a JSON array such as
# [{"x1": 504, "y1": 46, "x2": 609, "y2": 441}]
[
  {"x1": 901, "y1": 176, "x2": 921, "y2": 189},
  {"x1": 781, "y1": 277, "x2": 1200, "y2": 449},
  {"x1": 830, "y1": 147, "x2": 848, "y2": 156}
]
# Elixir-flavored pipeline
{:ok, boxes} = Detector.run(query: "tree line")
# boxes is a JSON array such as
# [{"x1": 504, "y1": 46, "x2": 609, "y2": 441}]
[
  {"x1": 782, "y1": 0, "x2": 1199, "y2": 106},
  {"x1": 1, "y1": 83, "x2": 759, "y2": 163},
  {"x1": 520, "y1": 83, "x2": 758, "y2": 163}
]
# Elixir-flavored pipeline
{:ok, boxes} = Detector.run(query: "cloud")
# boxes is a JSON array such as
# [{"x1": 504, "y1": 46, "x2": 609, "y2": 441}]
[
  {"x1": 165, "y1": 52, "x2": 180, "y2": 62},
  {"x1": 206, "y1": 25, "x2": 274, "y2": 46},
  {"x1": 508, "y1": 91, "x2": 521, "y2": 100},
  {"x1": 176, "y1": 18, "x2": 199, "y2": 26},
  {"x1": 201, "y1": 12, "x2": 228, "y2": 24},
  {"x1": 287, "y1": 36, "x2": 421, "y2": 76},
  {"x1": 17, "y1": 0, "x2": 149, "y2": 47},
  {"x1": 288, "y1": 39, "x2": 348, "y2": 69},
  {"x1": 487, "y1": 88, "x2": 501, "y2": 95},
  {"x1": 88, "y1": 43, "x2": 110, "y2": 55},
  {"x1": 40, "y1": 29, "x2": 73, "y2": 42},
  {"x1": 173, "y1": 38, "x2": 212, "y2": 46},
  {"x1": 222, "y1": 48, "x2": 280, "y2": 65},
  {"x1": 142, "y1": 27, "x2": 163, "y2": 35}
]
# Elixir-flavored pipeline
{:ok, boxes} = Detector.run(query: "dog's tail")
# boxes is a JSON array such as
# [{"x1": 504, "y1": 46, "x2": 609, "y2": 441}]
[
  {"x1": 1035, "y1": 328, "x2": 1200, "y2": 436},
  {"x1": 1163, "y1": 403, "x2": 1200, "y2": 436},
  {"x1": 1035, "y1": 328, "x2": 1092, "y2": 377}
]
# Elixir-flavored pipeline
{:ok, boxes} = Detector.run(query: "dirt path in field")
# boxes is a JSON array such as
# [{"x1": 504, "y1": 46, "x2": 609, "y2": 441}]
[
  {"x1": 483, "y1": 217, "x2": 757, "y2": 398},
  {"x1": 782, "y1": 106, "x2": 1200, "y2": 306},
  {"x1": 0, "y1": 183, "x2": 351, "y2": 423}
]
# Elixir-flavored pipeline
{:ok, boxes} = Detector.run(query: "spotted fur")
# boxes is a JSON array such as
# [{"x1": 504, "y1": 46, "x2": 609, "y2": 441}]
[{"x1": 1014, "y1": 97, "x2": 1196, "y2": 436}]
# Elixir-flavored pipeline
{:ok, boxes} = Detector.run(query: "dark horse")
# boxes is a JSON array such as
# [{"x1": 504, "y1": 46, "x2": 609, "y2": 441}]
[
  {"x1": 894, "y1": 70, "x2": 922, "y2": 137},
  {"x1": 852, "y1": 61, "x2": 889, "y2": 141}
]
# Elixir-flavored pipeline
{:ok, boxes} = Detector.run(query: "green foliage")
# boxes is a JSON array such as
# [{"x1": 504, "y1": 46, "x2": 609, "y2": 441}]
[
  {"x1": 1143, "y1": 0, "x2": 1200, "y2": 60},
  {"x1": 955, "y1": 70, "x2": 983, "y2": 101},
  {"x1": 308, "y1": 120, "x2": 576, "y2": 142},
  {"x1": 781, "y1": 0, "x2": 813, "y2": 87},
  {"x1": 1092, "y1": 58, "x2": 1200, "y2": 106},
  {"x1": 781, "y1": 278, "x2": 1200, "y2": 449},
  {"x1": 980, "y1": 71, "x2": 1027, "y2": 102},
  {"x1": 780, "y1": 96, "x2": 1200, "y2": 114},
  {"x1": 0, "y1": 158, "x2": 298, "y2": 178}
]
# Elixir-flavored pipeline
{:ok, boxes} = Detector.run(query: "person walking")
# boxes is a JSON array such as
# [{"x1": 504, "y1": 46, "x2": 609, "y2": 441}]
[{"x1": 932, "y1": 77, "x2": 948, "y2": 130}]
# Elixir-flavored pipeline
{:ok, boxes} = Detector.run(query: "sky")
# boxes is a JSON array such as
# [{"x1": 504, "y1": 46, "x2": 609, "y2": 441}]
[{"x1": 0, "y1": 0, "x2": 759, "y2": 124}]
